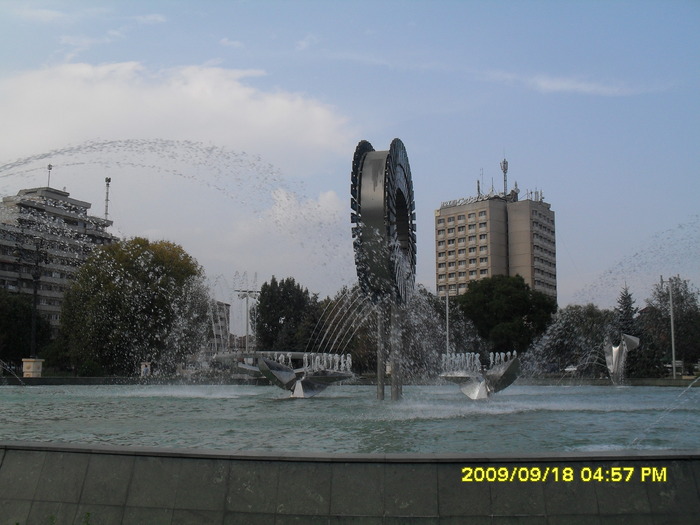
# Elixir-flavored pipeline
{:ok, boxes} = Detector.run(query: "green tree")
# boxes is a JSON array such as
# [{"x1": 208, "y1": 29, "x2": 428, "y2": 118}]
[
  {"x1": 613, "y1": 285, "x2": 638, "y2": 339},
  {"x1": 0, "y1": 288, "x2": 51, "y2": 367},
  {"x1": 641, "y1": 276, "x2": 700, "y2": 375},
  {"x1": 59, "y1": 237, "x2": 209, "y2": 376},
  {"x1": 456, "y1": 275, "x2": 557, "y2": 352},
  {"x1": 253, "y1": 276, "x2": 316, "y2": 351},
  {"x1": 609, "y1": 285, "x2": 662, "y2": 378}
]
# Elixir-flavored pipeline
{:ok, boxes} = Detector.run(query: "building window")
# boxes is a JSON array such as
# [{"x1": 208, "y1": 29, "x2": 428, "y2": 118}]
[
  {"x1": 480, "y1": 269, "x2": 489, "y2": 276},
  {"x1": 457, "y1": 214, "x2": 465, "y2": 221},
  {"x1": 479, "y1": 246, "x2": 488, "y2": 253},
  {"x1": 479, "y1": 234, "x2": 487, "y2": 241},
  {"x1": 457, "y1": 225, "x2": 465, "y2": 233},
  {"x1": 437, "y1": 229, "x2": 445, "y2": 236},
  {"x1": 479, "y1": 210, "x2": 487, "y2": 217},
  {"x1": 447, "y1": 217, "x2": 455, "y2": 223},
  {"x1": 437, "y1": 218, "x2": 445, "y2": 224},
  {"x1": 479, "y1": 257, "x2": 488, "y2": 264},
  {"x1": 438, "y1": 240, "x2": 445, "y2": 247},
  {"x1": 468, "y1": 213, "x2": 476, "y2": 220},
  {"x1": 447, "y1": 227, "x2": 455, "y2": 235}
]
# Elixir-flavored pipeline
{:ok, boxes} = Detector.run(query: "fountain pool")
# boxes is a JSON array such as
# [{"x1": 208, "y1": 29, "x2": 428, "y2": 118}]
[{"x1": 1, "y1": 383, "x2": 698, "y2": 454}]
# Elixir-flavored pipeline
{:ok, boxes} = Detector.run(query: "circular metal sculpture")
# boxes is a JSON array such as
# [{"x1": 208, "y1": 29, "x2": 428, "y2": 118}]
[{"x1": 351, "y1": 138, "x2": 416, "y2": 303}]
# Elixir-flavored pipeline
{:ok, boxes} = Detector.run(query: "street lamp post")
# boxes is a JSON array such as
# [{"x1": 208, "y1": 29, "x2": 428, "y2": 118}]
[
  {"x1": 235, "y1": 289, "x2": 259, "y2": 353},
  {"x1": 15, "y1": 236, "x2": 48, "y2": 376},
  {"x1": 660, "y1": 275, "x2": 677, "y2": 379}
]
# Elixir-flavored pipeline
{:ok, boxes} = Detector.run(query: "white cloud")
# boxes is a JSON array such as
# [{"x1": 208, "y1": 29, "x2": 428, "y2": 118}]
[
  {"x1": 9, "y1": 5, "x2": 112, "y2": 25},
  {"x1": 0, "y1": 62, "x2": 355, "y2": 175},
  {"x1": 525, "y1": 75, "x2": 639, "y2": 96},
  {"x1": 0, "y1": 62, "x2": 358, "y2": 316},
  {"x1": 481, "y1": 69, "x2": 658, "y2": 96},
  {"x1": 13, "y1": 7, "x2": 70, "y2": 23},
  {"x1": 220, "y1": 37, "x2": 244, "y2": 48},
  {"x1": 134, "y1": 14, "x2": 166, "y2": 25},
  {"x1": 296, "y1": 34, "x2": 319, "y2": 51}
]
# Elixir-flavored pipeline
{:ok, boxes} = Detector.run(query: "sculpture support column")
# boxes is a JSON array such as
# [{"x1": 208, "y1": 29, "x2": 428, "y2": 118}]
[
  {"x1": 390, "y1": 303, "x2": 402, "y2": 401},
  {"x1": 376, "y1": 305, "x2": 386, "y2": 400}
]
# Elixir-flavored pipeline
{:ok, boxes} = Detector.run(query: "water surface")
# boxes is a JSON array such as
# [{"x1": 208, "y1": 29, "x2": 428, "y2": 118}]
[{"x1": 1, "y1": 384, "x2": 697, "y2": 454}]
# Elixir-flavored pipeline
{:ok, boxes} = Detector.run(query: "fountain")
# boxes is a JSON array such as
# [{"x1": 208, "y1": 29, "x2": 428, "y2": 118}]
[
  {"x1": 440, "y1": 351, "x2": 521, "y2": 399},
  {"x1": 0, "y1": 141, "x2": 698, "y2": 524},
  {"x1": 605, "y1": 333, "x2": 640, "y2": 384},
  {"x1": 351, "y1": 138, "x2": 416, "y2": 400}
]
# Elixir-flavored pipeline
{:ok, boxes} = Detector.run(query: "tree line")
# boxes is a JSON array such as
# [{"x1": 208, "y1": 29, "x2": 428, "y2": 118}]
[{"x1": 1, "y1": 235, "x2": 697, "y2": 379}]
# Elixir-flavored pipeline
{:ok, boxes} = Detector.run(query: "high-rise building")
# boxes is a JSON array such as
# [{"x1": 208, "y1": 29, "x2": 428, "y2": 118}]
[
  {"x1": 435, "y1": 163, "x2": 556, "y2": 300},
  {"x1": 0, "y1": 186, "x2": 116, "y2": 328}
]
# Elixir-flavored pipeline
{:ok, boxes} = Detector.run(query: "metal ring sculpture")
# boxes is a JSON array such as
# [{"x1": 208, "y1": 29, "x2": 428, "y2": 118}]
[{"x1": 351, "y1": 138, "x2": 416, "y2": 303}]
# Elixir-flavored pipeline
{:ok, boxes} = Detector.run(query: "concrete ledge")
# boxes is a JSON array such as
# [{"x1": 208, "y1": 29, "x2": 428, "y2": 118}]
[{"x1": 1, "y1": 442, "x2": 698, "y2": 524}]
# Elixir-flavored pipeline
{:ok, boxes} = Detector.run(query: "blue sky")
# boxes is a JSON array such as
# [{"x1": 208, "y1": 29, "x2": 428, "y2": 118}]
[{"x1": 1, "y1": 0, "x2": 698, "y2": 328}]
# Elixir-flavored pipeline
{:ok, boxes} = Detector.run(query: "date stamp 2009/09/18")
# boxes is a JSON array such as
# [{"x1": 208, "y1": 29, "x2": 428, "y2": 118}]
[{"x1": 460, "y1": 465, "x2": 667, "y2": 483}]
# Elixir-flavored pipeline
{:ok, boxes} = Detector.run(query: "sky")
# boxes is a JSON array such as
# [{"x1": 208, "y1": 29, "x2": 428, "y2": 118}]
[{"x1": 1, "y1": 0, "x2": 698, "y2": 332}]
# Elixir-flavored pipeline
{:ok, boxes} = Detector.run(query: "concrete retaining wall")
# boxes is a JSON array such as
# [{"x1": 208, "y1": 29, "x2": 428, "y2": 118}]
[{"x1": 1, "y1": 442, "x2": 698, "y2": 524}]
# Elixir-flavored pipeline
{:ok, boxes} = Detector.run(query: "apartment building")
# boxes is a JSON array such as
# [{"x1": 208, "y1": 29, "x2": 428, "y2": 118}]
[
  {"x1": 435, "y1": 173, "x2": 556, "y2": 300},
  {"x1": 0, "y1": 186, "x2": 116, "y2": 328}
]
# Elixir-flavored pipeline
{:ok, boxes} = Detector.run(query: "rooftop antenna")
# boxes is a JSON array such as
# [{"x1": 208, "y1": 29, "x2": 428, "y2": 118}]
[
  {"x1": 500, "y1": 157, "x2": 508, "y2": 195},
  {"x1": 46, "y1": 164, "x2": 53, "y2": 187},
  {"x1": 104, "y1": 177, "x2": 111, "y2": 220}
]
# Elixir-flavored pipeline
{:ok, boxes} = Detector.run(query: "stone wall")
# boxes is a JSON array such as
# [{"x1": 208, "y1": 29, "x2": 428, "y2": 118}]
[{"x1": 0, "y1": 442, "x2": 698, "y2": 524}]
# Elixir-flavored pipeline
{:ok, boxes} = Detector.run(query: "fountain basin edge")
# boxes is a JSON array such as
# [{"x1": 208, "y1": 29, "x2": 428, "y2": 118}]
[{"x1": 1, "y1": 441, "x2": 698, "y2": 523}]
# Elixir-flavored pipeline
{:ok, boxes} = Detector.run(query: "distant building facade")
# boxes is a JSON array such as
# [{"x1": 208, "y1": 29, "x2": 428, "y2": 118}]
[
  {"x1": 0, "y1": 187, "x2": 116, "y2": 328},
  {"x1": 435, "y1": 166, "x2": 556, "y2": 300},
  {"x1": 207, "y1": 300, "x2": 232, "y2": 357}
]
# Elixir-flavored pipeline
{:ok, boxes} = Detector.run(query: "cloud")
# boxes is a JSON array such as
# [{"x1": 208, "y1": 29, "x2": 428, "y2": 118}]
[
  {"x1": 481, "y1": 69, "x2": 659, "y2": 96},
  {"x1": 13, "y1": 7, "x2": 70, "y2": 23},
  {"x1": 134, "y1": 14, "x2": 166, "y2": 25},
  {"x1": 0, "y1": 62, "x2": 358, "y2": 314},
  {"x1": 525, "y1": 75, "x2": 640, "y2": 96},
  {"x1": 0, "y1": 62, "x2": 355, "y2": 176},
  {"x1": 296, "y1": 34, "x2": 319, "y2": 51},
  {"x1": 220, "y1": 37, "x2": 244, "y2": 48},
  {"x1": 9, "y1": 5, "x2": 112, "y2": 25}
]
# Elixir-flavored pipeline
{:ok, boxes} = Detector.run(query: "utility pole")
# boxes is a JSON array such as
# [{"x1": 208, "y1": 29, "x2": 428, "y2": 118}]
[
  {"x1": 446, "y1": 290, "x2": 450, "y2": 355},
  {"x1": 660, "y1": 276, "x2": 677, "y2": 379},
  {"x1": 105, "y1": 177, "x2": 111, "y2": 220}
]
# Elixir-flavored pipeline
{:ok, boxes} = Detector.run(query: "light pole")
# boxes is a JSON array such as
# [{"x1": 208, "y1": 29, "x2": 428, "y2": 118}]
[
  {"x1": 235, "y1": 289, "x2": 259, "y2": 353},
  {"x1": 14, "y1": 236, "x2": 49, "y2": 376},
  {"x1": 660, "y1": 276, "x2": 677, "y2": 379}
]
